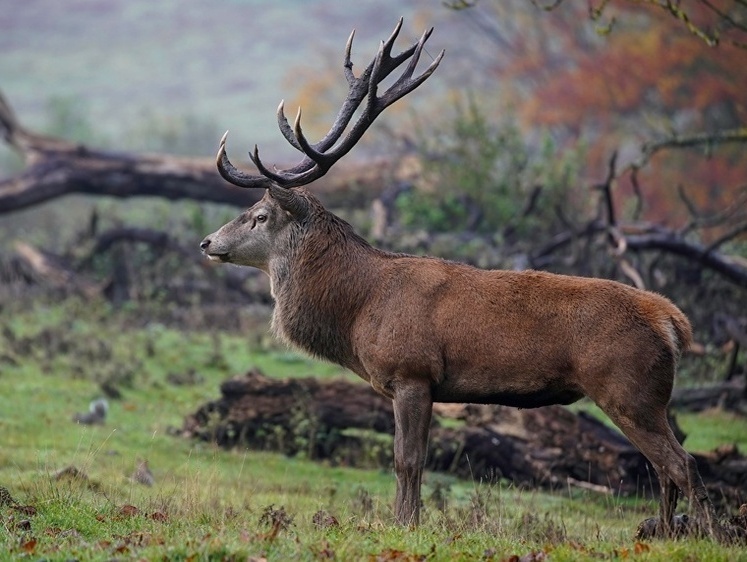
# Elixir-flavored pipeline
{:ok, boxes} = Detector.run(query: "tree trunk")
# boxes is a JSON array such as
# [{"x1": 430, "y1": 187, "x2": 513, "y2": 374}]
[{"x1": 0, "y1": 90, "x2": 416, "y2": 214}]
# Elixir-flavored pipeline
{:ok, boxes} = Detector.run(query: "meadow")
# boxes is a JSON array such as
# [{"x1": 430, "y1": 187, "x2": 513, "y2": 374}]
[{"x1": 1, "y1": 297, "x2": 746, "y2": 561}]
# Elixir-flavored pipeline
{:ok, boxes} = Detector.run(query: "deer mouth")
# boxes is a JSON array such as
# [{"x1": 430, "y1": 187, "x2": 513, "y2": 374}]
[{"x1": 206, "y1": 252, "x2": 230, "y2": 263}]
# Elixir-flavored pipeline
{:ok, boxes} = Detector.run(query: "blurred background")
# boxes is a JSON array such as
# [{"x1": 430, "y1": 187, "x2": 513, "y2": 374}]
[{"x1": 0, "y1": 2, "x2": 746, "y2": 551}]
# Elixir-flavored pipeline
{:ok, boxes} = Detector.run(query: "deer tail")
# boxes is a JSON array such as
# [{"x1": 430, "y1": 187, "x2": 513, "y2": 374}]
[{"x1": 669, "y1": 308, "x2": 693, "y2": 359}]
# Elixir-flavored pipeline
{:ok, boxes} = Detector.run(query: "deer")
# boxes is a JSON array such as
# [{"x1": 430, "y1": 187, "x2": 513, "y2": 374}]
[{"x1": 200, "y1": 18, "x2": 717, "y2": 536}]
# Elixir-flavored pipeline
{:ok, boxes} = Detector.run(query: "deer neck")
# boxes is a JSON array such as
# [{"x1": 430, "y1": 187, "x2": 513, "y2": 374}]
[{"x1": 268, "y1": 216, "x2": 377, "y2": 367}]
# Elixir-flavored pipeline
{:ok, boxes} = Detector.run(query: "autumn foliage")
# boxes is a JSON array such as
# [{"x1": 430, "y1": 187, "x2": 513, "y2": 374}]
[{"x1": 488, "y1": 2, "x2": 747, "y2": 226}]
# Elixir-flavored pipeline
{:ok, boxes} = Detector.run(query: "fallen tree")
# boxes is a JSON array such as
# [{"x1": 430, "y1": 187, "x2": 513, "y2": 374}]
[
  {"x1": 671, "y1": 380, "x2": 747, "y2": 414},
  {"x1": 0, "y1": 91, "x2": 416, "y2": 214},
  {"x1": 181, "y1": 368, "x2": 747, "y2": 509},
  {"x1": 6, "y1": 235, "x2": 260, "y2": 305}
]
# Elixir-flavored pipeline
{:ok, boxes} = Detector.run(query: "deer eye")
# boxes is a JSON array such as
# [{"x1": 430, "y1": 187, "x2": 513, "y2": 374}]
[{"x1": 256, "y1": 214, "x2": 267, "y2": 223}]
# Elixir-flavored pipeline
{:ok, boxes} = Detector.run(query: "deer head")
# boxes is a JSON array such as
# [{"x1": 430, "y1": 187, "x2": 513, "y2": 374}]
[{"x1": 200, "y1": 18, "x2": 443, "y2": 272}]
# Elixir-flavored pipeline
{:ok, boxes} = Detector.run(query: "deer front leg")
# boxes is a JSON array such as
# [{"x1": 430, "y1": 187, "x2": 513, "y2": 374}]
[{"x1": 392, "y1": 378, "x2": 433, "y2": 526}]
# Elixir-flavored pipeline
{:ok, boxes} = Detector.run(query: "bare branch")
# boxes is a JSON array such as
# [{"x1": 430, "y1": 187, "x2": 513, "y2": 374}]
[
  {"x1": 625, "y1": 231, "x2": 747, "y2": 286},
  {"x1": 641, "y1": 128, "x2": 747, "y2": 160},
  {"x1": 0, "y1": 91, "x2": 23, "y2": 149},
  {"x1": 706, "y1": 222, "x2": 747, "y2": 252},
  {"x1": 678, "y1": 184, "x2": 747, "y2": 236},
  {"x1": 13, "y1": 241, "x2": 101, "y2": 298},
  {"x1": 0, "y1": 146, "x2": 262, "y2": 211},
  {"x1": 523, "y1": 0, "x2": 747, "y2": 49},
  {"x1": 594, "y1": 150, "x2": 618, "y2": 226},
  {"x1": 533, "y1": 219, "x2": 747, "y2": 286},
  {"x1": 621, "y1": 129, "x2": 747, "y2": 196},
  {"x1": 629, "y1": 167, "x2": 644, "y2": 221},
  {"x1": 701, "y1": 0, "x2": 747, "y2": 35}
]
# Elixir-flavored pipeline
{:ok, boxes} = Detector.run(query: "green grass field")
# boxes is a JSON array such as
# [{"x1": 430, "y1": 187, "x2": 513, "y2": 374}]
[{"x1": 1, "y1": 298, "x2": 746, "y2": 560}]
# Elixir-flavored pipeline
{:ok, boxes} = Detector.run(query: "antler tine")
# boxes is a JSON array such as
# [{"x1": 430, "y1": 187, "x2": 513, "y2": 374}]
[
  {"x1": 247, "y1": 144, "x2": 292, "y2": 185},
  {"x1": 291, "y1": 106, "x2": 338, "y2": 171},
  {"x1": 387, "y1": 26, "x2": 433, "y2": 72},
  {"x1": 365, "y1": 41, "x2": 387, "y2": 116},
  {"x1": 301, "y1": 25, "x2": 376, "y2": 155},
  {"x1": 348, "y1": 26, "x2": 441, "y2": 117},
  {"x1": 287, "y1": 20, "x2": 442, "y2": 179},
  {"x1": 362, "y1": 23, "x2": 428, "y2": 89},
  {"x1": 272, "y1": 25, "x2": 376, "y2": 177},
  {"x1": 343, "y1": 29, "x2": 356, "y2": 86},
  {"x1": 399, "y1": 28, "x2": 432, "y2": 82},
  {"x1": 379, "y1": 17, "x2": 404, "y2": 62},
  {"x1": 296, "y1": 18, "x2": 429, "y2": 161},
  {"x1": 306, "y1": 35, "x2": 443, "y2": 169},
  {"x1": 216, "y1": 131, "x2": 273, "y2": 188},
  {"x1": 291, "y1": 107, "x2": 312, "y2": 157},
  {"x1": 381, "y1": 33, "x2": 445, "y2": 106},
  {"x1": 276, "y1": 100, "x2": 302, "y2": 152}
]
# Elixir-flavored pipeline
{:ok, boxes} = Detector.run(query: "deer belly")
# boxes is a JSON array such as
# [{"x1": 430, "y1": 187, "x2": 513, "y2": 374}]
[
  {"x1": 431, "y1": 383, "x2": 584, "y2": 408},
  {"x1": 431, "y1": 356, "x2": 584, "y2": 408}
]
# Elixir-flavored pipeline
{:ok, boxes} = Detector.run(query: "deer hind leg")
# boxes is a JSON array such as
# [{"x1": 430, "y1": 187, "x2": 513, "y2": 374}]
[
  {"x1": 599, "y1": 401, "x2": 715, "y2": 538},
  {"x1": 659, "y1": 473, "x2": 679, "y2": 536},
  {"x1": 392, "y1": 377, "x2": 433, "y2": 527}
]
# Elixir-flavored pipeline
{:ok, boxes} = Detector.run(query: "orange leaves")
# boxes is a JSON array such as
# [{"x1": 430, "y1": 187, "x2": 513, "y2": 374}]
[
  {"x1": 506, "y1": 2, "x2": 747, "y2": 130},
  {"x1": 488, "y1": 1, "x2": 747, "y2": 228},
  {"x1": 20, "y1": 538, "x2": 37, "y2": 554},
  {"x1": 615, "y1": 541, "x2": 651, "y2": 558},
  {"x1": 118, "y1": 504, "x2": 140, "y2": 518},
  {"x1": 369, "y1": 548, "x2": 428, "y2": 562}
]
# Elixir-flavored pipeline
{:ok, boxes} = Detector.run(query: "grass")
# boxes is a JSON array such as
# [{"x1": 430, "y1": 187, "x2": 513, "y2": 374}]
[{"x1": 1, "y1": 298, "x2": 746, "y2": 560}]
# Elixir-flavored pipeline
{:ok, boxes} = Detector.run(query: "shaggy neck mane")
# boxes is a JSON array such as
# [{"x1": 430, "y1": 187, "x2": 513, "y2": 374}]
[{"x1": 269, "y1": 194, "x2": 381, "y2": 367}]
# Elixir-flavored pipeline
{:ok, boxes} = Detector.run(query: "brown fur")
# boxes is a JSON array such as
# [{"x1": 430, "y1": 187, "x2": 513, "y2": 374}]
[{"x1": 202, "y1": 187, "x2": 715, "y2": 532}]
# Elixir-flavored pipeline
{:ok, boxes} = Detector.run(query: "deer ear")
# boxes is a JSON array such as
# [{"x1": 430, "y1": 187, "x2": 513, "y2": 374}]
[{"x1": 268, "y1": 185, "x2": 309, "y2": 219}]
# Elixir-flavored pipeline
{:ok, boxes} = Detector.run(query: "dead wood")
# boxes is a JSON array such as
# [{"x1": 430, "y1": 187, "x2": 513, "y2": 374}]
[
  {"x1": 713, "y1": 313, "x2": 747, "y2": 382},
  {"x1": 182, "y1": 368, "x2": 747, "y2": 508},
  {"x1": 670, "y1": 380, "x2": 747, "y2": 414},
  {"x1": 182, "y1": 368, "x2": 395, "y2": 462},
  {"x1": 13, "y1": 241, "x2": 102, "y2": 298},
  {"x1": 7, "y1": 230, "x2": 264, "y2": 304},
  {"x1": 0, "y1": 90, "x2": 413, "y2": 215},
  {"x1": 624, "y1": 230, "x2": 747, "y2": 287},
  {"x1": 531, "y1": 150, "x2": 747, "y2": 287}
]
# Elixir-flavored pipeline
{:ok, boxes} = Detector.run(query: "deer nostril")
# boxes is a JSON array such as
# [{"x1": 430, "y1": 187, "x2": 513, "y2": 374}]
[{"x1": 200, "y1": 239, "x2": 211, "y2": 250}]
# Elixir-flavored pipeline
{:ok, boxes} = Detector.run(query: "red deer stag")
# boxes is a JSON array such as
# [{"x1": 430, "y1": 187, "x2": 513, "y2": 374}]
[{"x1": 200, "y1": 19, "x2": 716, "y2": 535}]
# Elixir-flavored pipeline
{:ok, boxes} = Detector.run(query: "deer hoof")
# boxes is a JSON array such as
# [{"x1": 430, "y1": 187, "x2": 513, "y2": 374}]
[{"x1": 635, "y1": 514, "x2": 692, "y2": 540}]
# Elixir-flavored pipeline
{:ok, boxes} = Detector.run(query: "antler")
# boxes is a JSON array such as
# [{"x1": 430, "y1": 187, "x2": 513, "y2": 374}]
[{"x1": 217, "y1": 18, "x2": 444, "y2": 189}]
